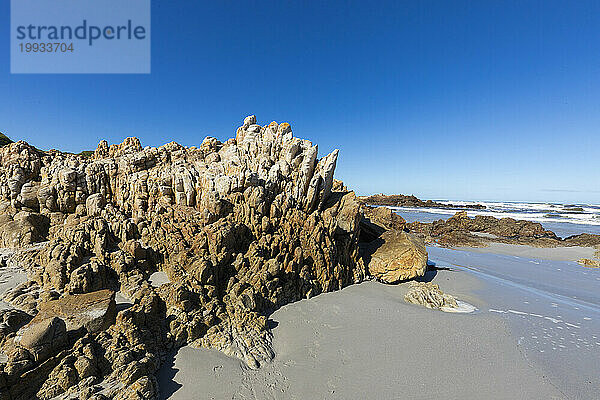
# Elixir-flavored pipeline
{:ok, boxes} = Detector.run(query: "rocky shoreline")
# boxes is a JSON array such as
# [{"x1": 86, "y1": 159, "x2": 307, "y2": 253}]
[
  {"x1": 359, "y1": 194, "x2": 486, "y2": 209},
  {"x1": 0, "y1": 116, "x2": 430, "y2": 400},
  {"x1": 0, "y1": 118, "x2": 597, "y2": 399},
  {"x1": 362, "y1": 205, "x2": 600, "y2": 249}
]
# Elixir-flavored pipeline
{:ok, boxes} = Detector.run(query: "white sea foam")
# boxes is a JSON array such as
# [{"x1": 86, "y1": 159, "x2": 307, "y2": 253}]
[
  {"x1": 489, "y1": 308, "x2": 581, "y2": 328},
  {"x1": 388, "y1": 200, "x2": 600, "y2": 227},
  {"x1": 441, "y1": 300, "x2": 477, "y2": 313}
]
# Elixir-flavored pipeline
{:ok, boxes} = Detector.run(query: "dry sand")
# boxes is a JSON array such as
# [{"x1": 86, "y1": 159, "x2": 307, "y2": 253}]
[{"x1": 158, "y1": 271, "x2": 564, "y2": 399}]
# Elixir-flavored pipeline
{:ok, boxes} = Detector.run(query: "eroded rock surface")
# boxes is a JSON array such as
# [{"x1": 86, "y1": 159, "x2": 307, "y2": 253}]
[{"x1": 0, "y1": 116, "x2": 366, "y2": 399}]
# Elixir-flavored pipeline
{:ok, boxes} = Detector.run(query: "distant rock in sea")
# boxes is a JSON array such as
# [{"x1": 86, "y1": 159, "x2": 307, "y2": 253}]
[
  {"x1": 405, "y1": 210, "x2": 600, "y2": 248},
  {"x1": 360, "y1": 193, "x2": 486, "y2": 209}
]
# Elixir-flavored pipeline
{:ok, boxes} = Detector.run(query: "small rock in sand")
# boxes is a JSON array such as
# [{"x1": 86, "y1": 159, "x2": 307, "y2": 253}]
[{"x1": 404, "y1": 281, "x2": 459, "y2": 310}]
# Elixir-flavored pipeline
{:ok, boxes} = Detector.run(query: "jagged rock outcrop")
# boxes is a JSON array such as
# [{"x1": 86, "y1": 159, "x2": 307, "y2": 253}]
[{"x1": 0, "y1": 116, "x2": 366, "y2": 399}]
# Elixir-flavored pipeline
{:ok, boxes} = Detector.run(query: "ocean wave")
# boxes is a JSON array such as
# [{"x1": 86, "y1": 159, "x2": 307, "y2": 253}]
[{"x1": 388, "y1": 205, "x2": 600, "y2": 226}]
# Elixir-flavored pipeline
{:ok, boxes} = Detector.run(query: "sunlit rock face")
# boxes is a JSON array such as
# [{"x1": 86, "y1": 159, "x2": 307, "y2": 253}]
[{"x1": 0, "y1": 116, "x2": 366, "y2": 399}]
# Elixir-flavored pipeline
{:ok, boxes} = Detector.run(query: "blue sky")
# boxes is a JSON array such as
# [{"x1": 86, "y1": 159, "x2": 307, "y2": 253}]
[{"x1": 1, "y1": 1, "x2": 599, "y2": 203}]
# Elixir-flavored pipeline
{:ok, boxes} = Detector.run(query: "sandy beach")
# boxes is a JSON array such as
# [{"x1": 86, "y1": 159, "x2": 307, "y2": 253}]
[
  {"x1": 157, "y1": 255, "x2": 578, "y2": 399},
  {"x1": 3, "y1": 241, "x2": 598, "y2": 399}
]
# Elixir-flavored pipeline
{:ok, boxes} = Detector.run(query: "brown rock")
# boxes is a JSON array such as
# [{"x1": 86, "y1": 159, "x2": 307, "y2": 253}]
[
  {"x1": 360, "y1": 193, "x2": 486, "y2": 209},
  {"x1": 366, "y1": 230, "x2": 427, "y2": 283},
  {"x1": 85, "y1": 193, "x2": 105, "y2": 217},
  {"x1": 19, "y1": 316, "x2": 68, "y2": 361},
  {"x1": 578, "y1": 258, "x2": 600, "y2": 268},
  {"x1": 31, "y1": 289, "x2": 116, "y2": 334},
  {"x1": 404, "y1": 281, "x2": 459, "y2": 310},
  {"x1": 0, "y1": 115, "x2": 366, "y2": 397}
]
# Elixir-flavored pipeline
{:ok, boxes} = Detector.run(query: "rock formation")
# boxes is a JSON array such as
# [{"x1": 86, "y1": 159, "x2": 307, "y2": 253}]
[
  {"x1": 359, "y1": 206, "x2": 407, "y2": 242},
  {"x1": 404, "y1": 210, "x2": 600, "y2": 248},
  {"x1": 578, "y1": 258, "x2": 600, "y2": 268},
  {"x1": 0, "y1": 116, "x2": 366, "y2": 399},
  {"x1": 404, "y1": 282, "x2": 458, "y2": 310},
  {"x1": 360, "y1": 194, "x2": 486, "y2": 209},
  {"x1": 364, "y1": 230, "x2": 427, "y2": 283}
]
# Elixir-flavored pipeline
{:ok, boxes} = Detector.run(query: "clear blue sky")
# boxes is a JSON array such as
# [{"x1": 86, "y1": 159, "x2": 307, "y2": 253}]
[{"x1": 1, "y1": 1, "x2": 599, "y2": 204}]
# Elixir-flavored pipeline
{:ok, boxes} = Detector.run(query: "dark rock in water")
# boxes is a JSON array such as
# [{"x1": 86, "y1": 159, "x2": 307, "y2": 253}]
[
  {"x1": 359, "y1": 193, "x2": 486, "y2": 209},
  {"x1": 578, "y1": 258, "x2": 600, "y2": 268},
  {"x1": 405, "y1": 210, "x2": 559, "y2": 247},
  {"x1": 563, "y1": 207, "x2": 585, "y2": 213},
  {"x1": 564, "y1": 233, "x2": 600, "y2": 247},
  {"x1": 401, "y1": 210, "x2": 600, "y2": 249}
]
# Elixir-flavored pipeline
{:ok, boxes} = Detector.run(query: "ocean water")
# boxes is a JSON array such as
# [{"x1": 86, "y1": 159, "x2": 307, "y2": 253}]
[{"x1": 388, "y1": 200, "x2": 600, "y2": 238}]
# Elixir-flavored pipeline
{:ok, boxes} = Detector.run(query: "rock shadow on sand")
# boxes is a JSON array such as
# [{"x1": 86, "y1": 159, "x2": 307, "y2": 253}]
[
  {"x1": 157, "y1": 350, "x2": 183, "y2": 399},
  {"x1": 414, "y1": 260, "x2": 454, "y2": 283}
]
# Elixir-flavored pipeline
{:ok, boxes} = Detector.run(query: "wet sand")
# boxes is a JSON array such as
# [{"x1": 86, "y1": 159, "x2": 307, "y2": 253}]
[
  {"x1": 3, "y1": 244, "x2": 595, "y2": 399},
  {"x1": 429, "y1": 246, "x2": 600, "y2": 400}
]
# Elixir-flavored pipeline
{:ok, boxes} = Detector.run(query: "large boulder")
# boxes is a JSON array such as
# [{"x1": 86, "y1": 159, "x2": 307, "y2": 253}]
[{"x1": 366, "y1": 230, "x2": 427, "y2": 283}]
